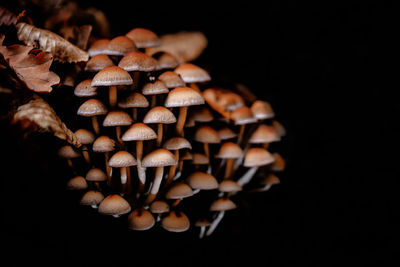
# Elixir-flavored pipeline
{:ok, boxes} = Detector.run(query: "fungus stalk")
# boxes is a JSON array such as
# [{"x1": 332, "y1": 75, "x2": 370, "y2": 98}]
[
  {"x1": 109, "y1": 85, "x2": 117, "y2": 108},
  {"x1": 165, "y1": 150, "x2": 179, "y2": 186},
  {"x1": 91, "y1": 116, "x2": 100, "y2": 135},
  {"x1": 236, "y1": 166, "x2": 258, "y2": 187},
  {"x1": 225, "y1": 158, "x2": 234, "y2": 179},
  {"x1": 206, "y1": 211, "x2": 225, "y2": 236},
  {"x1": 156, "y1": 123, "x2": 163, "y2": 146},
  {"x1": 176, "y1": 106, "x2": 188, "y2": 137},
  {"x1": 136, "y1": 140, "x2": 146, "y2": 194},
  {"x1": 199, "y1": 226, "x2": 206, "y2": 239},
  {"x1": 145, "y1": 166, "x2": 164, "y2": 204}
]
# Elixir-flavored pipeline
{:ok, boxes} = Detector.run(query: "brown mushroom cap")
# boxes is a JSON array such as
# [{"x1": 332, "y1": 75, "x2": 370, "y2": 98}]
[
  {"x1": 153, "y1": 51, "x2": 179, "y2": 70},
  {"x1": 218, "y1": 180, "x2": 242, "y2": 193},
  {"x1": 181, "y1": 151, "x2": 193, "y2": 161},
  {"x1": 74, "y1": 128, "x2": 95, "y2": 145},
  {"x1": 92, "y1": 135, "x2": 115, "y2": 153},
  {"x1": 98, "y1": 194, "x2": 131, "y2": 216},
  {"x1": 186, "y1": 172, "x2": 219, "y2": 190},
  {"x1": 118, "y1": 92, "x2": 149, "y2": 108},
  {"x1": 85, "y1": 54, "x2": 114, "y2": 72},
  {"x1": 125, "y1": 27, "x2": 161, "y2": 48},
  {"x1": 195, "y1": 218, "x2": 211, "y2": 227},
  {"x1": 161, "y1": 211, "x2": 190, "y2": 232},
  {"x1": 215, "y1": 142, "x2": 244, "y2": 159},
  {"x1": 271, "y1": 153, "x2": 285, "y2": 171},
  {"x1": 231, "y1": 106, "x2": 257, "y2": 125},
  {"x1": 174, "y1": 63, "x2": 211, "y2": 83},
  {"x1": 91, "y1": 66, "x2": 133, "y2": 87},
  {"x1": 88, "y1": 39, "x2": 110, "y2": 57},
  {"x1": 74, "y1": 79, "x2": 97, "y2": 97},
  {"x1": 118, "y1": 51, "x2": 158, "y2": 72},
  {"x1": 102, "y1": 110, "x2": 133, "y2": 127},
  {"x1": 150, "y1": 200, "x2": 170, "y2": 214},
  {"x1": 142, "y1": 148, "x2": 177, "y2": 168},
  {"x1": 143, "y1": 106, "x2": 176, "y2": 124},
  {"x1": 261, "y1": 173, "x2": 281, "y2": 186},
  {"x1": 80, "y1": 190, "x2": 104, "y2": 206},
  {"x1": 251, "y1": 100, "x2": 275, "y2": 120},
  {"x1": 58, "y1": 145, "x2": 80, "y2": 158},
  {"x1": 249, "y1": 125, "x2": 280, "y2": 144},
  {"x1": 192, "y1": 153, "x2": 209, "y2": 165},
  {"x1": 108, "y1": 151, "x2": 137, "y2": 168},
  {"x1": 86, "y1": 168, "x2": 107, "y2": 182},
  {"x1": 218, "y1": 127, "x2": 237, "y2": 140},
  {"x1": 210, "y1": 197, "x2": 237, "y2": 211},
  {"x1": 193, "y1": 125, "x2": 220, "y2": 144},
  {"x1": 164, "y1": 87, "x2": 205, "y2": 107},
  {"x1": 141, "y1": 80, "x2": 169, "y2": 95},
  {"x1": 106, "y1": 36, "x2": 137, "y2": 56},
  {"x1": 77, "y1": 99, "x2": 108, "y2": 117},
  {"x1": 128, "y1": 208, "x2": 155, "y2": 231},
  {"x1": 190, "y1": 107, "x2": 213, "y2": 122},
  {"x1": 163, "y1": 137, "x2": 192, "y2": 150},
  {"x1": 158, "y1": 71, "x2": 185, "y2": 88},
  {"x1": 272, "y1": 120, "x2": 286, "y2": 137},
  {"x1": 121, "y1": 122, "x2": 157, "y2": 141},
  {"x1": 66, "y1": 176, "x2": 88, "y2": 190},
  {"x1": 244, "y1": 148, "x2": 275, "y2": 167},
  {"x1": 165, "y1": 182, "x2": 193, "y2": 199}
]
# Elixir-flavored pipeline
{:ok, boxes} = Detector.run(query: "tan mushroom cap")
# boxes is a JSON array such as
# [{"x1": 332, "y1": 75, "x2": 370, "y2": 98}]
[
  {"x1": 158, "y1": 71, "x2": 185, "y2": 88},
  {"x1": 85, "y1": 54, "x2": 114, "y2": 72},
  {"x1": 121, "y1": 122, "x2": 157, "y2": 141},
  {"x1": 190, "y1": 107, "x2": 213, "y2": 122},
  {"x1": 143, "y1": 106, "x2": 176, "y2": 124},
  {"x1": 272, "y1": 120, "x2": 286, "y2": 137},
  {"x1": 128, "y1": 208, "x2": 155, "y2": 231},
  {"x1": 86, "y1": 168, "x2": 107, "y2": 182},
  {"x1": 66, "y1": 176, "x2": 88, "y2": 190},
  {"x1": 192, "y1": 153, "x2": 209, "y2": 165},
  {"x1": 210, "y1": 197, "x2": 237, "y2": 211},
  {"x1": 141, "y1": 80, "x2": 169, "y2": 95},
  {"x1": 218, "y1": 180, "x2": 242, "y2": 193},
  {"x1": 118, "y1": 51, "x2": 158, "y2": 72},
  {"x1": 271, "y1": 153, "x2": 285, "y2": 171},
  {"x1": 142, "y1": 148, "x2": 177, "y2": 168},
  {"x1": 261, "y1": 173, "x2": 281, "y2": 186},
  {"x1": 174, "y1": 63, "x2": 211, "y2": 83},
  {"x1": 88, "y1": 39, "x2": 110, "y2": 57},
  {"x1": 80, "y1": 190, "x2": 104, "y2": 206},
  {"x1": 125, "y1": 27, "x2": 161, "y2": 48},
  {"x1": 164, "y1": 87, "x2": 205, "y2": 107},
  {"x1": 74, "y1": 79, "x2": 97, "y2": 97},
  {"x1": 98, "y1": 194, "x2": 131, "y2": 216},
  {"x1": 108, "y1": 151, "x2": 137, "y2": 168},
  {"x1": 166, "y1": 182, "x2": 193, "y2": 199},
  {"x1": 215, "y1": 142, "x2": 244, "y2": 159},
  {"x1": 251, "y1": 100, "x2": 275, "y2": 120},
  {"x1": 92, "y1": 135, "x2": 115, "y2": 153},
  {"x1": 186, "y1": 172, "x2": 218, "y2": 190},
  {"x1": 244, "y1": 148, "x2": 275, "y2": 167},
  {"x1": 161, "y1": 211, "x2": 190, "y2": 232},
  {"x1": 163, "y1": 137, "x2": 192, "y2": 150},
  {"x1": 77, "y1": 99, "x2": 108, "y2": 117},
  {"x1": 231, "y1": 106, "x2": 257, "y2": 125},
  {"x1": 153, "y1": 51, "x2": 179, "y2": 70},
  {"x1": 102, "y1": 110, "x2": 133, "y2": 127},
  {"x1": 249, "y1": 125, "x2": 280, "y2": 144},
  {"x1": 195, "y1": 218, "x2": 211, "y2": 227},
  {"x1": 74, "y1": 128, "x2": 95, "y2": 145},
  {"x1": 58, "y1": 145, "x2": 80, "y2": 158},
  {"x1": 91, "y1": 66, "x2": 133, "y2": 87},
  {"x1": 193, "y1": 125, "x2": 220, "y2": 144},
  {"x1": 150, "y1": 200, "x2": 170, "y2": 214},
  {"x1": 106, "y1": 36, "x2": 137, "y2": 56},
  {"x1": 118, "y1": 92, "x2": 149, "y2": 108},
  {"x1": 181, "y1": 151, "x2": 193, "y2": 161},
  {"x1": 218, "y1": 127, "x2": 237, "y2": 140}
]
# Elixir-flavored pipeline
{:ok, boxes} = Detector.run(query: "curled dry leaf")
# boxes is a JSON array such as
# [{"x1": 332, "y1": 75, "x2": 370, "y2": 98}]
[
  {"x1": 16, "y1": 22, "x2": 89, "y2": 63},
  {"x1": 13, "y1": 96, "x2": 81, "y2": 148}
]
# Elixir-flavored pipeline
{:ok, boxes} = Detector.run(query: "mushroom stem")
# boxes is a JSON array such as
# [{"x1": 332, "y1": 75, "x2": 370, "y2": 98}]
[
  {"x1": 189, "y1": 82, "x2": 200, "y2": 92},
  {"x1": 105, "y1": 152, "x2": 112, "y2": 184},
  {"x1": 151, "y1": 95, "x2": 157, "y2": 108},
  {"x1": 263, "y1": 142, "x2": 270, "y2": 149},
  {"x1": 132, "y1": 108, "x2": 137, "y2": 121},
  {"x1": 236, "y1": 167, "x2": 258, "y2": 187},
  {"x1": 237, "y1": 124, "x2": 246, "y2": 145},
  {"x1": 203, "y1": 143, "x2": 210, "y2": 159},
  {"x1": 179, "y1": 159, "x2": 184, "y2": 173},
  {"x1": 116, "y1": 126, "x2": 122, "y2": 144},
  {"x1": 165, "y1": 150, "x2": 179, "y2": 186},
  {"x1": 67, "y1": 159, "x2": 74, "y2": 169},
  {"x1": 176, "y1": 106, "x2": 188, "y2": 137},
  {"x1": 81, "y1": 146, "x2": 91, "y2": 165},
  {"x1": 132, "y1": 72, "x2": 140, "y2": 89},
  {"x1": 136, "y1": 141, "x2": 146, "y2": 194},
  {"x1": 199, "y1": 226, "x2": 206, "y2": 239},
  {"x1": 91, "y1": 116, "x2": 100, "y2": 135},
  {"x1": 171, "y1": 198, "x2": 181, "y2": 207},
  {"x1": 109, "y1": 85, "x2": 117, "y2": 108},
  {"x1": 225, "y1": 158, "x2": 233, "y2": 179},
  {"x1": 206, "y1": 211, "x2": 225, "y2": 236},
  {"x1": 145, "y1": 166, "x2": 164, "y2": 204},
  {"x1": 120, "y1": 167, "x2": 128, "y2": 184},
  {"x1": 156, "y1": 123, "x2": 163, "y2": 146}
]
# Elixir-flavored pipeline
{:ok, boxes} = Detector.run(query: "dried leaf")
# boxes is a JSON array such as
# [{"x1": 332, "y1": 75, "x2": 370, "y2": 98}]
[
  {"x1": 60, "y1": 24, "x2": 92, "y2": 50},
  {"x1": 16, "y1": 22, "x2": 89, "y2": 63},
  {"x1": 0, "y1": 6, "x2": 17, "y2": 26},
  {"x1": 13, "y1": 96, "x2": 81, "y2": 147}
]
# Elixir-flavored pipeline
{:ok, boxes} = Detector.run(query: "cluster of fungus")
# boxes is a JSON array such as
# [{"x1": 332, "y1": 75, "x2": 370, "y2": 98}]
[{"x1": 61, "y1": 27, "x2": 286, "y2": 237}]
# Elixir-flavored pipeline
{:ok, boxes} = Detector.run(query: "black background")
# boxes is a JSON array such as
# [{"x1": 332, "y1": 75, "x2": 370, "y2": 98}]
[{"x1": 1, "y1": 1, "x2": 397, "y2": 266}]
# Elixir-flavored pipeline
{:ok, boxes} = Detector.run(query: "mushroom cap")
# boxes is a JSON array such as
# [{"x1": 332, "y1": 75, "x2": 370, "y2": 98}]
[
  {"x1": 143, "y1": 106, "x2": 176, "y2": 124},
  {"x1": 98, "y1": 194, "x2": 131, "y2": 216},
  {"x1": 141, "y1": 80, "x2": 169, "y2": 95},
  {"x1": 193, "y1": 125, "x2": 220, "y2": 144},
  {"x1": 91, "y1": 66, "x2": 133, "y2": 86},
  {"x1": 190, "y1": 107, "x2": 213, "y2": 122},
  {"x1": 218, "y1": 180, "x2": 242, "y2": 193},
  {"x1": 66, "y1": 176, "x2": 88, "y2": 190},
  {"x1": 215, "y1": 142, "x2": 244, "y2": 159},
  {"x1": 163, "y1": 137, "x2": 192, "y2": 150},
  {"x1": 121, "y1": 122, "x2": 157, "y2": 141},
  {"x1": 150, "y1": 200, "x2": 170, "y2": 214},
  {"x1": 165, "y1": 182, "x2": 193, "y2": 199},
  {"x1": 195, "y1": 218, "x2": 211, "y2": 227},
  {"x1": 218, "y1": 127, "x2": 237, "y2": 140},
  {"x1": 128, "y1": 208, "x2": 155, "y2": 231},
  {"x1": 244, "y1": 148, "x2": 275, "y2": 167},
  {"x1": 174, "y1": 63, "x2": 211, "y2": 83},
  {"x1": 153, "y1": 51, "x2": 179, "y2": 70},
  {"x1": 186, "y1": 172, "x2": 219, "y2": 190},
  {"x1": 85, "y1": 54, "x2": 114, "y2": 72},
  {"x1": 74, "y1": 128, "x2": 95, "y2": 145},
  {"x1": 272, "y1": 120, "x2": 286, "y2": 137},
  {"x1": 118, "y1": 51, "x2": 158, "y2": 72},
  {"x1": 251, "y1": 100, "x2": 275, "y2": 120},
  {"x1": 118, "y1": 92, "x2": 149, "y2": 108},
  {"x1": 181, "y1": 151, "x2": 193, "y2": 161},
  {"x1": 74, "y1": 79, "x2": 97, "y2": 97},
  {"x1": 158, "y1": 71, "x2": 185, "y2": 88},
  {"x1": 164, "y1": 87, "x2": 205, "y2": 107},
  {"x1": 80, "y1": 190, "x2": 104, "y2": 206},
  {"x1": 142, "y1": 148, "x2": 177, "y2": 167},
  {"x1": 271, "y1": 153, "x2": 285, "y2": 171},
  {"x1": 102, "y1": 110, "x2": 133, "y2": 127},
  {"x1": 88, "y1": 39, "x2": 110, "y2": 57},
  {"x1": 261, "y1": 173, "x2": 281, "y2": 186},
  {"x1": 58, "y1": 145, "x2": 80, "y2": 158},
  {"x1": 106, "y1": 36, "x2": 137, "y2": 56},
  {"x1": 249, "y1": 125, "x2": 280, "y2": 144},
  {"x1": 77, "y1": 99, "x2": 108, "y2": 117},
  {"x1": 126, "y1": 27, "x2": 161, "y2": 48},
  {"x1": 210, "y1": 197, "x2": 237, "y2": 211},
  {"x1": 86, "y1": 168, "x2": 107, "y2": 182},
  {"x1": 161, "y1": 211, "x2": 190, "y2": 232},
  {"x1": 92, "y1": 135, "x2": 115, "y2": 153},
  {"x1": 192, "y1": 153, "x2": 209, "y2": 165},
  {"x1": 108, "y1": 151, "x2": 137, "y2": 167},
  {"x1": 231, "y1": 106, "x2": 257, "y2": 125}
]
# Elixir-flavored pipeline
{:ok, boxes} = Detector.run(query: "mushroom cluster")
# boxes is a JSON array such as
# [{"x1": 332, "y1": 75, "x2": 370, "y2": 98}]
[{"x1": 61, "y1": 27, "x2": 286, "y2": 237}]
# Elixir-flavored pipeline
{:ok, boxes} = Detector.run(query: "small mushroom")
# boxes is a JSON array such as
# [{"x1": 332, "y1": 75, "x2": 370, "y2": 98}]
[
  {"x1": 58, "y1": 145, "x2": 80, "y2": 169},
  {"x1": 92, "y1": 136, "x2": 116, "y2": 183},
  {"x1": 118, "y1": 92, "x2": 149, "y2": 120},
  {"x1": 272, "y1": 120, "x2": 286, "y2": 137},
  {"x1": 186, "y1": 172, "x2": 219, "y2": 194},
  {"x1": 163, "y1": 137, "x2": 192, "y2": 186},
  {"x1": 193, "y1": 125, "x2": 220, "y2": 167},
  {"x1": 195, "y1": 218, "x2": 211, "y2": 239},
  {"x1": 174, "y1": 63, "x2": 211, "y2": 91},
  {"x1": 74, "y1": 128, "x2": 95, "y2": 165},
  {"x1": 66, "y1": 176, "x2": 88, "y2": 190},
  {"x1": 218, "y1": 180, "x2": 242, "y2": 196},
  {"x1": 250, "y1": 100, "x2": 275, "y2": 120},
  {"x1": 74, "y1": 79, "x2": 97, "y2": 98},
  {"x1": 88, "y1": 39, "x2": 110, "y2": 57},
  {"x1": 104, "y1": 36, "x2": 137, "y2": 56},
  {"x1": 249, "y1": 124, "x2": 281, "y2": 149},
  {"x1": 102, "y1": 110, "x2": 133, "y2": 143},
  {"x1": 77, "y1": 99, "x2": 108, "y2": 135},
  {"x1": 161, "y1": 211, "x2": 190, "y2": 233},
  {"x1": 125, "y1": 27, "x2": 161, "y2": 49},
  {"x1": 108, "y1": 151, "x2": 137, "y2": 193},
  {"x1": 128, "y1": 208, "x2": 155, "y2": 231},
  {"x1": 141, "y1": 80, "x2": 168, "y2": 107},
  {"x1": 271, "y1": 153, "x2": 285, "y2": 172},
  {"x1": 158, "y1": 71, "x2": 185, "y2": 88},
  {"x1": 85, "y1": 168, "x2": 107, "y2": 189},
  {"x1": 98, "y1": 194, "x2": 131, "y2": 218},
  {"x1": 165, "y1": 182, "x2": 193, "y2": 207},
  {"x1": 252, "y1": 173, "x2": 281, "y2": 192},
  {"x1": 80, "y1": 190, "x2": 104, "y2": 209},
  {"x1": 150, "y1": 200, "x2": 170, "y2": 222},
  {"x1": 215, "y1": 142, "x2": 244, "y2": 179},
  {"x1": 143, "y1": 106, "x2": 176, "y2": 146},
  {"x1": 152, "y1": 51, "x2": 179, "y2": 70},
  {"x1": 191, "y1": 153, "x2": 210, "y2": 172},
  {"x1": 85, "y1": 54, "x2": 114, "y2": 73},
  {"x1": 218, "y1": 127, "x2": 238, "y2": 141},
  {"x1": 230, "y1": 106, "x2": 257, "y2": 145},
  {"x1": 206, "y1": 197, "x2": 236, "y2": 236}
]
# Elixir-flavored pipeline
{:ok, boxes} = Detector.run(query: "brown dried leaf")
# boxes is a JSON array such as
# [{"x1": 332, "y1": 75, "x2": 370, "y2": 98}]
[
  {"x1": 0, "y1": 6, "x2": 17, "y2": 26},
  {"x1": 13, "y1": 96, "x2": 81, "y2": 147},
  {"x1": 16, "y1": 22, "x2": 89, "y2": 63}
]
